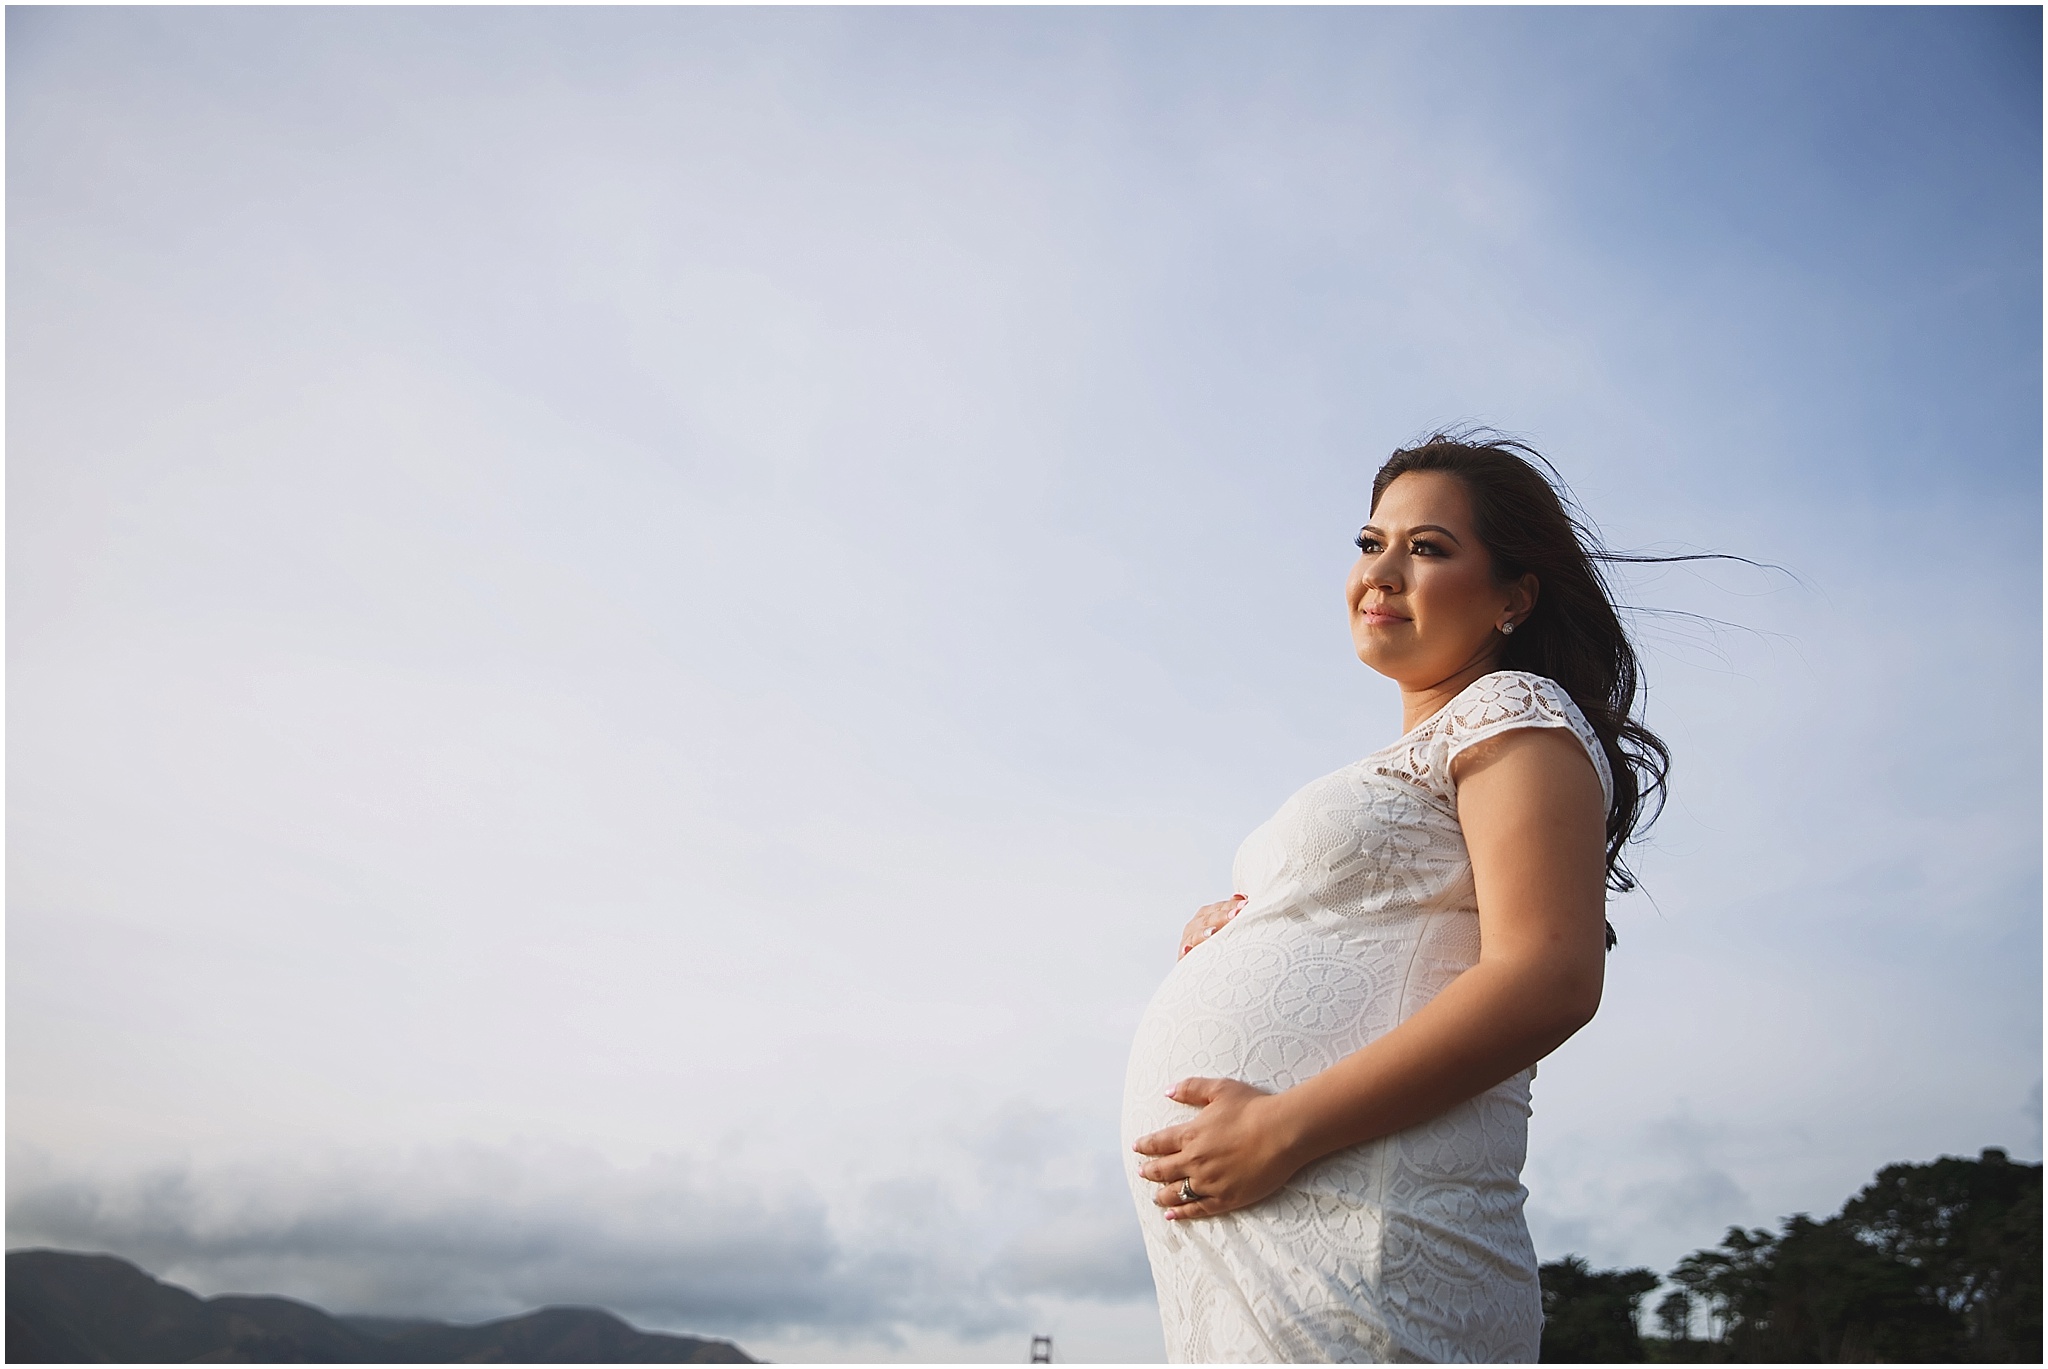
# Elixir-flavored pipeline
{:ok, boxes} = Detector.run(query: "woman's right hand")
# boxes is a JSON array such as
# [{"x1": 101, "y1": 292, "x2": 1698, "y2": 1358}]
[{"x1": 1179, "y1": 895, "x2": 1246, "y2": 959}]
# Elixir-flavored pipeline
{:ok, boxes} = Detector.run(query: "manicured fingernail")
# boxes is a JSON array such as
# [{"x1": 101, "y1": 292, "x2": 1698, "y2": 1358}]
[{"x1": 1164, "y1": 1211, "x2": 1178, "y2": 1221}]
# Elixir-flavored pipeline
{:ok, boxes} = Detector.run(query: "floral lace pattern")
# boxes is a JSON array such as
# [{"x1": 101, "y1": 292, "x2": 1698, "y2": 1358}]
[{"x1": 1122, "y1": 672, "x2": 1611, "y2": 1363}]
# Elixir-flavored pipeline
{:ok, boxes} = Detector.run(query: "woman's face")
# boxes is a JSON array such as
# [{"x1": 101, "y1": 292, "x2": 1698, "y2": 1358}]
[{"x1": 1346, "y1": 471, "x2": 1536, "y2": 689}]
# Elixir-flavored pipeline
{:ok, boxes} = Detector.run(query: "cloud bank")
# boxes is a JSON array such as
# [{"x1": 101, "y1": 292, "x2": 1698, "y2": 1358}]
[{"x1": 8, "y1": 1118, "x2": 1153, "y2": 1352}]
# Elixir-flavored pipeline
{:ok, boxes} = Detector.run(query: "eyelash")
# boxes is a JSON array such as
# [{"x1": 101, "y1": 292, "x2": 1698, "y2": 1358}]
[{"x1": 1354, "y1": 534, "x2": 1443, "y2": 557}]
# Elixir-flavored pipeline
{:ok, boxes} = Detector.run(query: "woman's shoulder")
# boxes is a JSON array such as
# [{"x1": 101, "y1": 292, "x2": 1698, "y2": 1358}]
[
  {"x1": 1435, "y1": 671, "x2": 1613, "y2": 803},
  {"x1": 1367, "y1": 672, "x2": 1613, "y2": 807},
  {"x1": 1441, "y1": 671, "x2": 1584, "y2": 733}
]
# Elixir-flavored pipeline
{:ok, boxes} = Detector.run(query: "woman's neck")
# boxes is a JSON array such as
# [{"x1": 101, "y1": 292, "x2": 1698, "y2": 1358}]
[{"x1": 1398, "y1": 658, "x2": 1505, "y2": 733}]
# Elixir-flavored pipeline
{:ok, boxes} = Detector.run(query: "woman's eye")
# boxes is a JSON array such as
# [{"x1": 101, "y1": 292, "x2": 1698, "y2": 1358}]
[
  {"x1": 1354, "y1": 534, "x2": 1380, "y2": 553},
  {"x1": 1411, "y1": 540, "x2": 1442, "y2": 557}
]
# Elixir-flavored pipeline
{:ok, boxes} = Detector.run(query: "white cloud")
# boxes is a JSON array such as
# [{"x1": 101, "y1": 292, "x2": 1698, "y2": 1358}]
[{"x1": 7, "y1": 1124, "x2": 1159, "y2": 1359}]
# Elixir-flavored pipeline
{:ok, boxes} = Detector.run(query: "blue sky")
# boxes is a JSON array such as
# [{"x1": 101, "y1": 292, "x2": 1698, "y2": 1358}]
[{"x1": 8, "y1": 7, "x2": 2040, "y2": 1361}]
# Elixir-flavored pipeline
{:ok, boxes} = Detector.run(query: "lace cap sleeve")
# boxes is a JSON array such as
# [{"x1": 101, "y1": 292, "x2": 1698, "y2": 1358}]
[{"x1": 1434, "y1": 671, "x2": 1615, "y2": 809}]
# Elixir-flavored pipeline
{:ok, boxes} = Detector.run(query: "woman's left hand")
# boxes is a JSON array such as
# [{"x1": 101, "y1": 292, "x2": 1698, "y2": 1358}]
[{"x1": 1132, "y1": 1077, "x2": 1303, "y2": 1220}]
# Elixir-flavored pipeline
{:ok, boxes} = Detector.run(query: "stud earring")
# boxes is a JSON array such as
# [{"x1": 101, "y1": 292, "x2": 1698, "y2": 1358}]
[{"x1": 1499, "y1": 620, "x2": 1516, "y2": 635}]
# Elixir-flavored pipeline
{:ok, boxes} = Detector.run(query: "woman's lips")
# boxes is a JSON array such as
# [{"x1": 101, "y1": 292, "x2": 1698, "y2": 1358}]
[{"x1": 1358, "y1": 608, "x2": 1410, "y2": 626}]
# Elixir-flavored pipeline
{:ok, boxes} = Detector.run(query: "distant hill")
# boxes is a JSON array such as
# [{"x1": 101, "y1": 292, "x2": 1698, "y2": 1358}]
[{"x1": 6, "y1": 1249, "x2": 756, "y2": 1363}]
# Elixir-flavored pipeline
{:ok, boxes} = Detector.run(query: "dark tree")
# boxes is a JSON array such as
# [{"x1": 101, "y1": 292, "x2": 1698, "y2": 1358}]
[
  {"x1": 1769, "y1": 1211, "x2": 1960, "y2": 1361},
  {"x1": 1539, "y1": 1255, "x2": 1660, "y2": 1362},
  {"x1": 1839, "y1": 1147, "x2": 2043, "y2": 1361},
  {"x1": 1659, "y1": 1148, "x2": 2041, "y2": 1362},
  {"x1": 1652, "y1": 1289, "x2": 1693, "y2": 1343},
  {"x1": 1670, "y1": 1226, "x2": 1777, "y2": 1352}
]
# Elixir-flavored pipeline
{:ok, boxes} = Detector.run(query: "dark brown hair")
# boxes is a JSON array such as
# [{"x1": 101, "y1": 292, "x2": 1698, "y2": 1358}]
[{"x1": 1372, "y1": 431, "x2": 1706, "y2": 929}]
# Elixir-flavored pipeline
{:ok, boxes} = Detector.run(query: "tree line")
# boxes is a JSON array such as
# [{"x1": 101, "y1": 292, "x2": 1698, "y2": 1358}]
[{"x1": 1537, "y1": 1147, "x2": 2041, "y2": 1362}]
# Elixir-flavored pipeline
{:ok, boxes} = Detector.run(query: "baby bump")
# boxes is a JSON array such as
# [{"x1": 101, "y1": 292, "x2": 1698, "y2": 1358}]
[{"x1": 1121, "y1": 918, "x2": 1413, "y2": 1146}]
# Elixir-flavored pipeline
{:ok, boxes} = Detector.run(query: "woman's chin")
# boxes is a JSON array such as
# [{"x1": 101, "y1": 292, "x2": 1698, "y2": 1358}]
[
  {"x1": 1351, "y1": 634, "x2": 1401, "y2": 668},
  {"x1": 1353, "y1": 648, "x2": 1405, "y2": 681}
]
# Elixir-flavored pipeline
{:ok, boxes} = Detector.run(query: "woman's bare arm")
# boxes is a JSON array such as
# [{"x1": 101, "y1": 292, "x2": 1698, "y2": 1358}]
[{"x1": 1133, "y1": 725, "x2": 1609, "y2": 1218}]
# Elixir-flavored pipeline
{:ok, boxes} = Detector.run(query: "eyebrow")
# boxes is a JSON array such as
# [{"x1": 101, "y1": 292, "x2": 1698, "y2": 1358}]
[{"x1": 1360, "y1": 522, "x2": 1465, "y2": 546}]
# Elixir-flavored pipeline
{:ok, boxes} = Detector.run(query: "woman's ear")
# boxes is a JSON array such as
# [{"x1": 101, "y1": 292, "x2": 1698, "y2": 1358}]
[{"x1": 1508, "y1": 573, "x2": 1539, "y2": 619}]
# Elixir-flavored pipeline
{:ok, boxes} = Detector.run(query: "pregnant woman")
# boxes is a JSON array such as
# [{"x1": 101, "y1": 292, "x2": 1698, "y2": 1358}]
[{"x1": 1123, "y1": 433, "x2": 1673, "y2": 1363}]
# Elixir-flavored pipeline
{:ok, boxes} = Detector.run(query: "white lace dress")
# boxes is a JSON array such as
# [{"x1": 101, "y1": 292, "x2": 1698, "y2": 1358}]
[{"x1": 1122, "y1": 671, "x2": 1614, "y2": 1364}]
